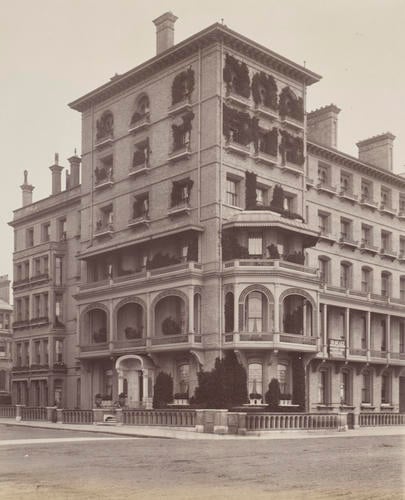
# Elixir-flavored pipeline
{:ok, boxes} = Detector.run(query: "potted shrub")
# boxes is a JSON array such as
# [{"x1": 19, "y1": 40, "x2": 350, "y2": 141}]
[
  {"x1": 125, "y1": 326, "x2": 142, "y2": 339},
  {"x1": 95, "y1": 393, "x2": 103, "y2": 408},
  {"x1": 280, "y1": 393, "x2": 292, "y2": 406},
  {"x1": 265, "y1": 378, "x2": 281, "y2": 410},
  {"x1": 118, "y1": 392, "x2": 127, "y2": 408},
  {"x1": 249, "y1": 392, "x2": 263, "y2": 405},
  {"x1": 161, "y1": 317, "x2": 181, "y2": 336},
  {"x1": 173, "y1": 392, "x2": 189, "y2": 406}
]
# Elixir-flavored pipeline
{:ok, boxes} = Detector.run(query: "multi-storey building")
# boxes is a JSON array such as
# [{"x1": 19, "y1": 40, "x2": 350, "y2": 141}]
[
  {"x1": 10, "y1": 13, "x2": 405, "y2": 413},
  {"x1": 0, "y1": 275, "x2": 13, "y2": 403}
]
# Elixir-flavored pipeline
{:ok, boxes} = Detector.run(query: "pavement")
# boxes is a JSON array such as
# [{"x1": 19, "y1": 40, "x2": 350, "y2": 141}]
[{"x1": 1, "y1": 417, "x2": 404, "y2": 440}]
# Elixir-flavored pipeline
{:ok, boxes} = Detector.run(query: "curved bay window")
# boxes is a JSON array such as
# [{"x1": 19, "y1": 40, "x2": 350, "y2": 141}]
[
  {"x1": 283, "y1": 295, "x2": 312, "y2": 336},
  {"x1": 248, "y1": 363, "x2": 263, "y2": 398},
  {"x1": 176, "y1": 363, "x2": 190, "y2": 397},
  {"x1": 83, "y1": 308, "x2": 108, "y2": 344},
  {"x1": 277, "y1": 363, "x2": 290, "y2": 396},
  {"x1": 245, "y1": 291, "x2": 268, "y2": 333}
]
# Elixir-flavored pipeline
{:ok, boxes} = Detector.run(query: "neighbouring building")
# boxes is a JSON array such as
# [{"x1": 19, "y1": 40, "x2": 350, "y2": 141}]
[
  {"x1": 0, "y1": 275, "x2": 13, "y2": 403},
  {"x1": 9, "y1": 13, "x2": 405, "y2": 413}
]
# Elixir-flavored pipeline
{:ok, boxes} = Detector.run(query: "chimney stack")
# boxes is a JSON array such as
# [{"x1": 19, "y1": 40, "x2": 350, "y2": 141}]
[
  {"x1": 49, "y1": 153, "x2": 63, "y2": 195},
  {"x1": 307, "y1": 104, "x2": 341, "y2": 148},
  {"x1": 356, "y1": 133, "x2": 395, "y2": 171},
  {"x1": 153, "y1": 12, "x2": 178, "y2": 55},
  {"x1": 68, "y1": 150, "x2": 81, "y2": 188},
  {"x1": 20, "y1": 170, "x2": 34, "y2": 207}
]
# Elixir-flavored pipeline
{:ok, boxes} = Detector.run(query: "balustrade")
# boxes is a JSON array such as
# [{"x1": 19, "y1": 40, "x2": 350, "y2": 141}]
[
  {"x1": 359, "y1": 412, "x2": 405, "y2": 426},
  {"x1": 246, "y1": 412, "x2": 339, "y2": 431},
  {"x1": 123, "y1": 409, "x2": 195, "y2": 427}
]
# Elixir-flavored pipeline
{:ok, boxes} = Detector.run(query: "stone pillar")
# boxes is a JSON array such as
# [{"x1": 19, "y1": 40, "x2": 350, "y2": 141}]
[
  {"x1": 15, "y1": 404, "x2": 25, "y2": 422},
  {"x1": 195, "y1": 409, "x2": 204, "y2": 433},
  {"x1": 323, "y1": 304, "x2": 328, "y2": 355},
  {"x1": 303, "y1": 300, "x2": 307, "y2": 336},
  {"x1": 46, "y1": 406, "x2": 57, "y2": 422},
  {"x1": 92, "y1": 409, "x2": 105, "y2": 424},
  {"x1": 366, "y1": 311, "x2": 371, "y2": 359},
  {"x1": 56, "y1": 408, "x2": 63, "y2": 424},
  {"x1": 115, "y1": 408, "x2": 123, "y2": 425},
  {"x1": 337, "y1": 411, "x2": 348, "y2": 432},
  {"x1": 345, "y1": 308, "x2": 350, "y2": 357}
]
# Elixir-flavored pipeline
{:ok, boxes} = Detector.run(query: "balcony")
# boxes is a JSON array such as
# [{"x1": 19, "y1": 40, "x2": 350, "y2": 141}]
[
  {"x1": 379, "y1": 202, "x2": 396, "y2": 217},
  {"x1": 398, "y1": 252, "x2": 405, "y2": 263},
  {"x1": 253, "y1": 150, "x2": 278, "y2": 166},
  {"x1": 127, "y1": 214, "x2": 149, "y2": 228},
  {"x1": 280, "y1": 115, "x2": 304, "y2": 131},
  {"x1": 398, "y1": 210, "x2": 405, "y2": 221},
  {"x1": 95, "y1": 134, "x2": 113, "y2": 150},
  {"x1": 223, "y1": 259, "x2": 318, "y2": 278},
  {"x1": 30, "y1": 316, "x2": 50, "y2": 328},
  {"x1": 339, "y1": 235, "x2": 358, "y2": 250},
  {"x1": 112, "y1": 338, "x2": 147, "y2": 353},
  {"x1": 150, "y1": 333, "x2": 202, "y2": 349},
  {"x1": 94, "y1": 174, "x2": 114, "y2": 190},
  {"x1": 317, "y1": 179, "x2": 337, "y2": 196},
  {"x1": 360, "y1": 240, "x2": 378, "y2": 255},
  {"x1": 168, "y1": 200, "x2": 191, "y2": 217},
  {"x1": 225, "y1": 90, "x2": 250, "y2": 109},
  {"x1": 339, "y1": 187, "x2": 358, "y2": 202},
  {"x1": 380, "y1": 247, "x2": 396, "y2": 260},
  {"x1": 318, "y1": 229, "x2": 335, "y2": 244},
  {"x1": 168, "y1": 97, "x2": 192, "y2": 116},
  {"x1": 79, "y1": 343, "x2": 109, "y2": 358},
  {"x1": 348, "y1": 347, "x2": 367, "y2": 357},
  {"x1": 13, "y1": 277, "x2": 30, "y2": 289},
  {"x1": 359, "y1": 195, "x2": 378, "y2": 210},
  {"x1": 223, "y1": 332, "x2": 317, "y2": 352},
  {"x1": 254, "y1": 104, "x2": 278, "y2": 120},
  {"x1": 128, "y1": 162, "x2": 149, "y2": 178},
  {"x1": 168, "y1": 144, "x2": 191, "y2": 162},
  {"x1": 370, "y1": 350, "x2": 388, "y2": 360},
  {"x1": 281, "y1": 162, "x2": 304, "y2": 176},
  {"x1": 128, "y1": 114, "x2": 150, "y2": 134},
  {"x1": 225, "y1": 139, "x2": 250, "y2": 157},
  {"x1": 13, "y1": 319, "x2": 30, "y2": 330},
  {"x1": 94, "y1": 222, "x2": 114, "y2": 238}
]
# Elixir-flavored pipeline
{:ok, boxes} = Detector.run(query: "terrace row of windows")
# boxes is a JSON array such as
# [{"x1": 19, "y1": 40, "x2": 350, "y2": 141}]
[
  {"x1": 14, "y1": 338, "x2": 64, "y2": 368},
  {"x1": 14, "y1": 256, "x2": 64, "y2": 285},
  {"x1": 315, "y1": 161, "x2": 405, "y2": 217},
  {"x1": 14, "y1": 293, "x2": 64, "y2": 327},
  {"x1": 22, "y1": 218, "x2": 68, "y2": 249}
]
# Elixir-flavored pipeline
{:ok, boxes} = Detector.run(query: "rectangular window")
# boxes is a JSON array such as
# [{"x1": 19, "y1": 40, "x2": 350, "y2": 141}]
[
  {"x1": 361, "y1": 268, "x2": 371, "y2": 293},
  {"x1": 55, "y1": 257, "x2": 63, "y2": 286},
  {"x1": 58, "y1": 218, "x2": 67, "y2": 240},
  {"x1": 226, "y1": 178, "x2": 238, "y2": 206},
  {"x1": 381, "y1": 320, "x2": 387, "y2": 351},
  {"x1": 283, "y1": 194, "x2": 296, "y2": 213},
  {"x1": 33, "y1": 295, "x2": 41, "y2": 318},
  {"x1": 340, "y1": 172, "x2": 352, "y2": 193},
  {"x1": 361, "y1": 316, "x2": 367, "y2": 350},
  {"x1": 256, "y1": 188, "x2": 266, "y2": 206},
  {"x1": 318, "y1": 162, "x2": 330, "y2": 185},
  {"x1": 26, "y1": 228, "x2": 34, "y2": 248},
  {"x1": 361, "y1": 179, "x2": 372, "y2": 201},
  {"x1": 248, "y1": 233, "x2": 263, "y2": 256},
  {"x1": 34, "y1": 258, "x2": 41, "y2": 276},
  {"x1": 381, "y1": 230, "x2": 392, "y2": 251},
  {"x1": 41, "y1": 222, "x2": 51, "y2": 242},
  {"x1": 400, "y1": 323, "x2": 405, "y2": 353},
  {"x1": 340, "y1": 218, "x2": 352, "y2": 240},
  {"x1": 132, "y1": 193, "x2": 149, "y2": 219},
  {"x1": 55, "y1": 294, "x2": 64, "y2": 325},
  {"x1": 34, "y1": 341, "x2": 41, "y2": 364},
  {"x1": 340, "y1": 372, "x2": 350, "y2": 405},
  {"x1": 43, "y1": 340, "x2": 49, "y2": 365},
  {"x1": 361, "y1": 225, "x2": 372, "y2": 245},
  {"x1": 400, "y1": 194, "x2": 405, "y2": 214},
  {"x1": 319, "y1": 258, "x2": 329, "y2": 284},
  {"x1": 340, "y1": 263, "x2": 351, "y2": 289},
  {"x1": 362, "y1": 373, "x2": 371, "y2": 404},
  {"x1": 23, "y1": 297, "x2": 29, "y2": 320},
  {"x1": 319, "y1": 371, "x2": 329, "y2": 405},
  {"x1": 381, "y1": 374, "x2": 390, "y2": 404},
  {"x1": 381, "y1": 273, "x2": 390, "y2": 297},
  {"x1": 381, "y1": 187, "x2": 392, "y2": 208},
  {"x1": 55, "y1": 339, "x2": 63, "y2": 363},
  {"x1": 400, "y1": 237, "x2": 405, "y2": 255}
]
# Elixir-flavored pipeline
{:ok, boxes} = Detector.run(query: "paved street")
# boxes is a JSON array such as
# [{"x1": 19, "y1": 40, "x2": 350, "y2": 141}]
[{"x1": 0, "y1": 424, "x2": 403, "y2": 500}]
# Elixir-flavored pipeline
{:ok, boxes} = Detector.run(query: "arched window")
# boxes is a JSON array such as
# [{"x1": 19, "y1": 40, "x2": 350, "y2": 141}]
[
  {"x1": 381, "y1": 271, "x2": 391, "y2": 297},
  {"x1": 283, "y1": 294, "x2": 313, "y2": 336},
  {"x1": 340, "y1": 261, "x2": 352, "y2": 289},
  {"x1": 155, "y1": 295, "x2": 186, "y2": 336},
  {"x1": 96, "y1": 110, "x2": 114, "y2": 141},
  {"x1": 381, "y1": 372, "x2": 391, "y2": 404},
  {"x1": 361, "y1": 266, "x2": 373, "y2": 293},
  {"x1": 130, "y1": 94, "x2": 150, "y2": 125},
  {"x1": 245, "y1": 291, "x2": 267, "y2": 333},
  {"x1": 116, "y1": 302, "x2": 144, "y2": 340},
  {"x1": 400, "y1": 276, "x2": 405, "y2": 301},
  {"x1": 83, "y1": 308, "x2": 108, "y2": 344},
  {"x1": 277, "y1": 363, "x2": 290, "y2": 396},
  {"x1": 224, "y1": 292, "x2": 234, "y2": 333},
  {"x1": 248, "y1": 363, "x2": 263, "y2": 397}
]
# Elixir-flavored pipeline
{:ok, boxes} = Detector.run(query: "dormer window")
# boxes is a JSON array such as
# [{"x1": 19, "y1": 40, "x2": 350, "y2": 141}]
[
  {"x1": 96, "y1": 110, "x2": 114, "y2": 141},
  {"x1": 170, "y1": 179, "x2": 193, "y2": 208},
  {"x1": 130, "y1": 95, "x2": 150, "y2": 125},
  {"x1": 172, "y1": 68, "x2": 195, "y2": 105}
]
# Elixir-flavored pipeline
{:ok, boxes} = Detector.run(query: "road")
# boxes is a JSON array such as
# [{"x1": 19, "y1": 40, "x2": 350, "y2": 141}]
[{"x1": 0, "y1": 424, "x2": 403, "y2": 499}]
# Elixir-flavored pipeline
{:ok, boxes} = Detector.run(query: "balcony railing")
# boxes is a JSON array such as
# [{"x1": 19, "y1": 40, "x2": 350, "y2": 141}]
[
  {"x1": 223, "y1": 259, "x2": 318, "y2": 276},
  {"x1": 317, "y1": 179, "x2": 336, "y2": 195},
  {"x1": 254, "y1": 103, "x2": 278, "y2": 120},
  {"x1": 168, "y1": 200, "x2": 191, "y2": 216},
  {"x1": 360, "y1": 195, "x2": 378, "y2": 209},
  {"x1": 339, "y1": 235, "x2": 358, "y2": 249},
  {"x1": 360, "y1": 240, "x2": 378, "y2": 254},
  {"x1": 168, "y1": 143, "x2": 191, "y2": 162},
  {"x1": 379, "y1": 202, "x2": 396, "y2": 216},
  {"x1": 380, "y1": 247, "x2": 396, "y2": 260},
  {"x1": 339, "y1": 186, "x2": 358, "y2": 202},
  {"x1": 225, "y1": 90, "x2": 250, "y2": 108},
  {"x1": 398, "y1": 210, "x2": 405, "y2": 220},
  {"x1": 349, "y1": 347, "x2": 367, "y2": 357},
  {"x1": 127, "y1": 214, "x2": 149, "y2": 228},
  {"x1": 168, "y1": 97, "x2": 192, "y2": 116},
  {"x1": 128, "y1": 114, "x2": 150, "y2": 134},
  {"x1": 253, "y1": 150, "x2": 278, "y2": 166},
  {"x1": 223, "y1": 332, "x2": 317, "y2": 350},
  {"x1": 95, "y1": 133, "x2": 113, "y2": 149},
  {"x1": 94, "y1": 222, "x2": 114, "y2": 237},
  {"x1": 370, "y1": 350, "x2": 388, "y2": 359},
  {"x1": 128, "y1": 161, "x2": 149, "y2": 177},
  {"x1": 225, "y1": 138, "x2": 250, "y2": 156}
]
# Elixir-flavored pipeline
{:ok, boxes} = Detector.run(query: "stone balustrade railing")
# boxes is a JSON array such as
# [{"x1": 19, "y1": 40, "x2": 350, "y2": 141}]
[
  {"x1": 62, "y1": 409, "x2": 94, "y2": 424},
  {"x1": 246, "y1": 412, "x2": 341, "y2": 431},
  {"x1": 359, "y1": 412, "x2": 405, "y2": 426},
  {"x1": 0, "y1": 405, "x2": 16, "y2": 418},
  {"x1": 122, "y1": 409, "x2": 196, "y2": 427},
  {"x1": 21, "y1": 406, "x2": 47, "y2": 421}
]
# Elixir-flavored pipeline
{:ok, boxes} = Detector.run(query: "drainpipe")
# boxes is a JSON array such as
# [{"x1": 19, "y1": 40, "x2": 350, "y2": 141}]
[
  {"x1": 90, "y1": 103, "x2": 95, "y2": 246},
  {"x1": 218, "y1": 39, "x2": 224, "y2": 360},
  {"x1": 302, "y1": 81, "x2": 307, "y2": 221},
  {"x1": 197, "y1": 46, "x2": 202, "y2": 224}
]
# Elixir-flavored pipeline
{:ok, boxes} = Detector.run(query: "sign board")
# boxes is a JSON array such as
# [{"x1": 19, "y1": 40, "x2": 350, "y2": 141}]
[{"x1": 328, "y1": 338, "x2": 346, "y2": 359}]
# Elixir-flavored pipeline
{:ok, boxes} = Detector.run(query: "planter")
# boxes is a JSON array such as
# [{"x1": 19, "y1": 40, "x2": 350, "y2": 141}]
[{"x1": 173, "y1": 399, "x2": 189, "y2": 406}]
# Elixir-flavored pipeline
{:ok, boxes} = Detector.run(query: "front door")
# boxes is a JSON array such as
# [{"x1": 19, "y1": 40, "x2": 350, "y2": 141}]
[{"x1": 399, "y1": 377, "x2": 405, "y2": 413}]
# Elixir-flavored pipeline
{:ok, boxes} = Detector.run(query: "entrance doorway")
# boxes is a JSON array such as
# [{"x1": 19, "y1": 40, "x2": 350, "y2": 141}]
[{"x1": 115, "y1": 355, "x2": 155, "y2": 409}]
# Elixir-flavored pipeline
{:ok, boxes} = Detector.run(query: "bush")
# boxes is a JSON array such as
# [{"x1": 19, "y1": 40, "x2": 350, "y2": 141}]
[
  {"x1": 161, "y1": 317, "x2": 181, "y2": 336},
  {"x1": 153, "y1": 372, "x2": 173, "y2": 409},
  {"x1": 194, "y1": 351, "x2": 248, "y2": 408},
  {"x1": 265, "y1": 378, "x2": 281, "y2": 409}
]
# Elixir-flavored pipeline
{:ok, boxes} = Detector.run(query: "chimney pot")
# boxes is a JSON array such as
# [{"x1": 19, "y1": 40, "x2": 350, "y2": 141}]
[
  {"x1": 68, "y1": 152, "x2": 81, "y2": 188},
  {"x1": 50, "y1": 154, "x2": 63, "y2": 195},
  {"x1": 153, "y1": 12, "x2": 178, "y2": 55},
  {"x1": 20, "y1": 170, "x2": 34, "y2": 207}
]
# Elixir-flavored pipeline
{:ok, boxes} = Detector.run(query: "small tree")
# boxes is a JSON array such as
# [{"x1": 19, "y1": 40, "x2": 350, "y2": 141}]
[
  {"x1": 291, "y1": 353, "x2": 306, "y2": 410},
  {"x1": 153, "y1": 372, "x2": 173, "y2": 409},
  {"x1": 245, "y1": 171, "x2": 257, "y2": 210},
  {"x1": 194, "y1": 351, "x2": 248, "y2": 408},
  {"x1": 265, "y1": 378, "x2": 281, "y2": 410},
  {"x1": 269, "y1": 184, "x2": 284, "y2": 213}
]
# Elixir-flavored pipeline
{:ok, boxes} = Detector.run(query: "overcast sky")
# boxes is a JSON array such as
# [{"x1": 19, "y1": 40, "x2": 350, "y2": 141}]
[{"x1": 1, "y1": 0, "x2": 405, "y2": 285}]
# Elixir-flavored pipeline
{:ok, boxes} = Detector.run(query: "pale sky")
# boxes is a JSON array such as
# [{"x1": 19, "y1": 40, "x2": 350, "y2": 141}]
[{"x1": 1, "y1": 0, "x2": 405, "y2": 285}]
